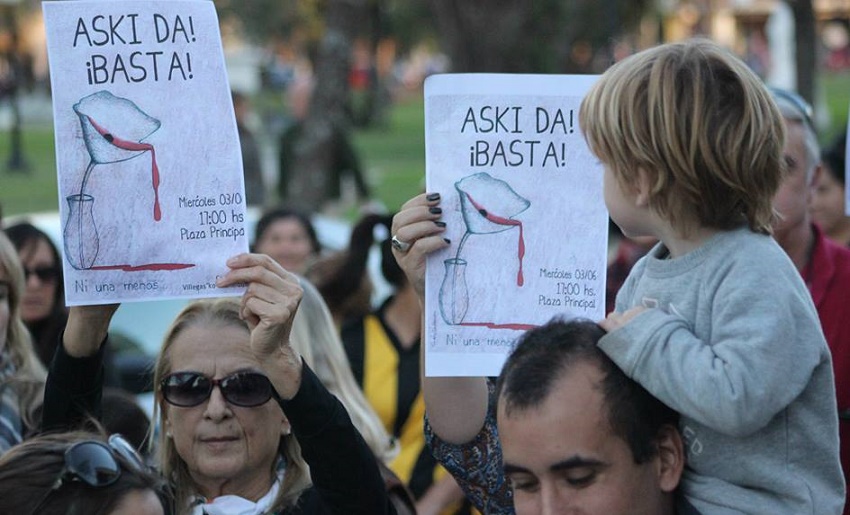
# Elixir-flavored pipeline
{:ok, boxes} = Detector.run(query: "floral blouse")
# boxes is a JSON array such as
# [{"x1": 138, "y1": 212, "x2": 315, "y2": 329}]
[{"x1": 423, "y1": 380, "x2": 514, "y2": 515}]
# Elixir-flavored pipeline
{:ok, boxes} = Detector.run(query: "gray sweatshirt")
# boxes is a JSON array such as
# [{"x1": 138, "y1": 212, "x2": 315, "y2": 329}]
[{"x1": 599, "y1": 227, "x2": 844, "y2": 514}]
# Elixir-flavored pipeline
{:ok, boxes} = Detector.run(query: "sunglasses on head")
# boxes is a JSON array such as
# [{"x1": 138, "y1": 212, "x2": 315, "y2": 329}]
[
  {"x1": 23, "y1": 266, "x2": 60, "y2": 283},
  {"x1": 769, "y1": 87, "x2": 815, "y2": 129},
  {"x1": 29, "y1": 434, "x2": 149, "y2": 515},
  {"x1": 160, "y1": 371, "x2": 281, "y2": 408}
]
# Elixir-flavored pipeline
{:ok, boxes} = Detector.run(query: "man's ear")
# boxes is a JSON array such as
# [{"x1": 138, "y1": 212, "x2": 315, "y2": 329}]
[{"x1": 655, "y1": 424, "x2": 685, "y2": 492}]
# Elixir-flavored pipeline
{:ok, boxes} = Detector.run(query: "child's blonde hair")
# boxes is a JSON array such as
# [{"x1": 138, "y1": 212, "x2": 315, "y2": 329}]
[{"x1": 580, "y1": 38, "x2": 784, "y2": 236}]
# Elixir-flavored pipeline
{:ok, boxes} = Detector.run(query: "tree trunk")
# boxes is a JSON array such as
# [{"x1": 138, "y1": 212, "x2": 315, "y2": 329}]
[
  {"x1": 286, "y1": 0, "x2": 367, "y2": 212},
  {"x1": 424, "y1": 0, "x2": 533, "y2": 72},
  {"x1": 789, "y1": 0, "x2": 817, "y2": 105}
]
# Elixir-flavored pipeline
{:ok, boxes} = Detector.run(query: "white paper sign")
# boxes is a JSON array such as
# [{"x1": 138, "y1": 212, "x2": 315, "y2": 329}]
[
  {"x1": 44, "y1": 0, "x2": 248, "y2": 306},
  {"x1": 424, "y1": 74, "x2": 608, "y2": 377}
]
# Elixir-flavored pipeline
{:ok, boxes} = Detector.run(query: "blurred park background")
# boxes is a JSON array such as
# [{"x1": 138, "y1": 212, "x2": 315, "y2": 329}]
[{"x1": 1, "y1": 0, "x2": 849, "y2": 218}]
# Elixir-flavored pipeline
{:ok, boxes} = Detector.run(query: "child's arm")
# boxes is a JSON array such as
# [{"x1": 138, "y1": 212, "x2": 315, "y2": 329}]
[{"x1": 599, "y1": 268, "x2": 825, "y2": 437}]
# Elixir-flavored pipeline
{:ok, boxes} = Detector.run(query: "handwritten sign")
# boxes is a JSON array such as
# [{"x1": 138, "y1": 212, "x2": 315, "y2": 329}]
[
  {"x1": 43, "y1": 0, "x2": 247, "y2": 305},
  {"x1": 424, "y1": 74, "x2": 607, "y2": 377}
]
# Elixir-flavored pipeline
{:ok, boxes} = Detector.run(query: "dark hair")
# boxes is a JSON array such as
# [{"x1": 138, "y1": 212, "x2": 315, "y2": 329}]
[
  {"x1": 102, "y1": 387, "x2": 152, "y2": 459},
  {"x1": 314, "y1": 213, "x2": 405, "y2": 314},
  {"x1": 252, "y1": 207, "x2": 321, "y2": 255},
  {"x1": 496, "y1": 318, "x2": 678, "y2": 464},
  {"x1": 822, "y1": 130, "x2": 846, "y2": 187},
  {"x1": 0, "y1": 431, "x2": 167, "y2": 515},
  {"x1": 4, "y1": 222, "x2": 67, "y2": 366}
]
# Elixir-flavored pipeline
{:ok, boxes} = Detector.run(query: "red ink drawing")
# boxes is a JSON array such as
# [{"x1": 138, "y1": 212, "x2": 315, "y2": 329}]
[
  {"x1": 63, "y1": 90, "x2": 193, "y2": 272},
  {"x1": 439, "y1": 172, "x2": 531, "y2": 327}
]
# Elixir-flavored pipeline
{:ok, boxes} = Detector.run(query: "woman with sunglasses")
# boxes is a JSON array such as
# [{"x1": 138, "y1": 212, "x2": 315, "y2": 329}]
[
  {"x1": 5, "y1": 222, "x2": 127, "y2": 388},
  {"x1": 4, "y1": 223, "x2": 67, "y2": 366},
  {"x1": 42, "y1": 253, "x2": 395, "y2": 514},
  {"x1": 0, "y1": 231, "x2": 45, "y2": 456},
  {"x1": 0, "y1": 431, "x2": 167, "y2": 515}
]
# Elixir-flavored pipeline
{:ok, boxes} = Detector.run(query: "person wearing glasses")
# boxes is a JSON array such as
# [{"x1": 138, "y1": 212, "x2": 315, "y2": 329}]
[
  {"x1": 4, "y1": 222, "x2": 130, "y2": 388},
  {"x1": 0, "y1": 231, "x2": 45, "y2": 456},
  {"x1": 42, "y1": 253, "x2": 396, "y2": 514},
  {"x1": 769, "y1": 88, "x2": 850, "y2": 515},
  {"x1": 4, "y1": 223, "x2": 67, "y2": 367},
  {"x1": 0, "y1": 431, "x2": 168, "y2": 515}
]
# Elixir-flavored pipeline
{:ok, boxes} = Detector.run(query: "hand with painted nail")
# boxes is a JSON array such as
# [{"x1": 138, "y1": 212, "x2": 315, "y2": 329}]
[{"x1": 391, "y1": 192, "x2": 450, "y2": 298}]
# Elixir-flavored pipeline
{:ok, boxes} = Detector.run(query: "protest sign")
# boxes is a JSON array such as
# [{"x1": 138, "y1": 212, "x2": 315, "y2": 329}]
[
  {"x1": 43, "y1": 0, "x2": 247, "y2": 305},
  {"x1": 424, "y1": 74, "x2": 607, "y2": 376}
]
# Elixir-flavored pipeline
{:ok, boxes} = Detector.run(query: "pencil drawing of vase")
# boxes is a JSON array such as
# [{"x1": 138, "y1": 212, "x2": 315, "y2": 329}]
[
  {"x1": 64, "y1": 90, "x2": 161, "y2": 270},
  {"x1": 439, "y1": 258, "x2": 469, "y2": 325},
  {"x1": 439, "y1": 172, "x2": 530, "y2": 325},
  {"x1": 64, "y1": 193, "x2": 99, "y2": 269}
]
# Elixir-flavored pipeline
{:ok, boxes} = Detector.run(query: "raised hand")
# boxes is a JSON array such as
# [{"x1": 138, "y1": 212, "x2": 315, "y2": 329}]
[{"x1": 390, "y1": 192, "x2": 449, "y2": 299}]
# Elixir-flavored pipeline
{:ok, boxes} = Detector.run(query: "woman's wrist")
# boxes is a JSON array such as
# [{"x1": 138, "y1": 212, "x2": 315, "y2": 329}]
[
  {"x1": 63, "y1": 313, "x2": 109, "y2": 357},
  {"x1": 267, "y1": 343, "x2": 303, "y2": 400}
]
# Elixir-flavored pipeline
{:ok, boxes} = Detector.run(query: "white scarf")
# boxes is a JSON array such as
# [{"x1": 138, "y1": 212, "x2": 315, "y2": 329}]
[{"x1": 189, "y1": 479, "x2": 281, "y2": 515}]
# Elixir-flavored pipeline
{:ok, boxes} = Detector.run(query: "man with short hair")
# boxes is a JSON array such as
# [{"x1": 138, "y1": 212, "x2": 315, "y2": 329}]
[
  {"x1": 771, "y1": 88, "x2": 850, "y2": 514},
  {"x1": 495, "y1": 320, "x2": 689, "y2": 515},
  {"x1": 423, "y1": 318, "x2": 696, "y2": 515}
]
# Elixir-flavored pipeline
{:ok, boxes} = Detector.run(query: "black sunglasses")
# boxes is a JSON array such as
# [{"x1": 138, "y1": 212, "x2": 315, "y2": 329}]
[
  {"x1": 769, "y1": 87, "x2": 815, "y2": 129},
  {"x1": 160, "y1": 371, "x2": 281, "y2": 408},
  {"x1": 23, "y1": 266, "x2": 60, "y2": 283},
  {"x1": 29, "y1": 434, "x2": 147, "y2": 515}
]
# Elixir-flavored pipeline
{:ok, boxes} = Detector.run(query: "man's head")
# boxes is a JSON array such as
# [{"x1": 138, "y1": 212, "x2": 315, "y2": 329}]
[
  {"x1": 770, "y1": 88, "x2": 820, "y2": 240},
  {"x1": 495, "y1": 319, "x2": 684, "y2": 515},
  {"x1": 580, "y1": 38, "x2": 785, "y2": 237}
]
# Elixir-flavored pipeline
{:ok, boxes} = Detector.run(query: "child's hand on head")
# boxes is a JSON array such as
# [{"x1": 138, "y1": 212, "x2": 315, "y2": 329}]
[{"x1": 599, "y1": 306, "x2": 647, "y2": 333}]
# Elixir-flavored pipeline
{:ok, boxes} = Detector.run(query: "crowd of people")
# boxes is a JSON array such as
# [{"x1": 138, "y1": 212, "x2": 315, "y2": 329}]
[{"x1": 0, "y1": 36, "x2": 849, "y2": 515}]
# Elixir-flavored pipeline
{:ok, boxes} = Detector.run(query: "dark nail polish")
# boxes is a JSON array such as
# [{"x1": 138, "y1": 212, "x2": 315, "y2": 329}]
[
  {"x1": 443, "y1": 238, "x2": 451, "y2": 244},
  {"x1": 429, "y1": 207, "x2": 442, "y2": 214},
  {"x1": 434, "y1": 221, "x2": 446, "y2": 228},
  {"x1": 426, "y1": 192, "x2": 440, "y2": 201}
]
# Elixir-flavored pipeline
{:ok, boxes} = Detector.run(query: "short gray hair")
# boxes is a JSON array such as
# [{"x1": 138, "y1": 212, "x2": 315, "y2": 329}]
[{"x1": 771, "y1": 92, "x2": 820, "y2": 180}]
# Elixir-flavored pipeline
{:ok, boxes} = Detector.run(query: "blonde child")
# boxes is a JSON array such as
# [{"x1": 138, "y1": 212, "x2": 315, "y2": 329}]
[{"x1": 582, "y1": 39, "x2": 844, "y2": 513}]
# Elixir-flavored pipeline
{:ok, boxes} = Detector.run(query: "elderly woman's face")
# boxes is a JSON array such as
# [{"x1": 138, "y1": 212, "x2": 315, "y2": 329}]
[{"x1": 161, "y1": 323, "x2": 289, "y2": 499}]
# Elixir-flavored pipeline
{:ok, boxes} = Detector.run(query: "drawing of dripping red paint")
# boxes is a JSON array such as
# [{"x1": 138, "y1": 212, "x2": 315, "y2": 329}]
[
  {"x1": 439, "y1": 172, "x2": 535, "y2": 330},
  {"x1": 64, "y1": 90, "x2": 193, "y2": 272}
]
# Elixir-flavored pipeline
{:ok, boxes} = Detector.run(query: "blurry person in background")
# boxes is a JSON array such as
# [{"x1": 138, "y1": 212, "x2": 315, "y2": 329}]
[
  {"x1": 813, "y1": 130, "x2": 850, "y2": 247},
  {"x1": 252, "y1": 207, "x2": 322, "y2": 275},
  {"x1": 278, "y1": 77, "x2": 371, "y2": 211},
  {"x1": 307, "y1": 213, "x2": 380, "y2": 328},
  {"x1": 233, "y1": 91, "x2": 266, "y2": 207},
  {"x1": 4, "y1": 223, "x2": 124, "y2": 387},
  {"x1": 306, "y1": 249, "x2": 374, "y2": 328},
  {"x1": 3, "y1": 223, "x2": 65, "y2": 366},
  {"x1": 771, "y1": 88, "x2": 850, "y2": 514},
  {"x1": 291, "y1": 278, "x2": 416, "y2": 515},
  {"x1": 0, "y1": 231, "x2": 45, "y2": 455},
  {"x1": 337, "y1": 213, "x2": 471, "y2": 515}
]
